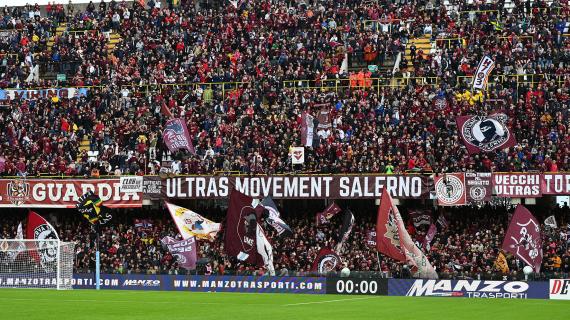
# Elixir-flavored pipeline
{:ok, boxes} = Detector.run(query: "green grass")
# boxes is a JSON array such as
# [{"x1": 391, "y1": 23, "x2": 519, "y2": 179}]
[{"x1": 0, "y1": 289, "x2": 568, "y2": 320}]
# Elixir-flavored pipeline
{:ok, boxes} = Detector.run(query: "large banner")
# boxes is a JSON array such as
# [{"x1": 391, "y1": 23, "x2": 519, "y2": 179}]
[
  {"x1": 0, "y1": 179, "x2": 142, "y2": 208},
  {"x1": 542, "y1": 174, "x2": 570, "y2": 195},
  {"x1": 493, "y1": 173, "x2": 542, "y2": 198},
  {"x1": 456, "y1": 113, "x2": 516, "y2": 154},
  {"x1": 163, "y1": 175, "x2": 430, "y2": 199},
  {"x1": 0, "y1": 88, "x2": 89, "y2": 100},
  {"x1": 388, "y1": 279, "x2": 548, "y2": 299}
]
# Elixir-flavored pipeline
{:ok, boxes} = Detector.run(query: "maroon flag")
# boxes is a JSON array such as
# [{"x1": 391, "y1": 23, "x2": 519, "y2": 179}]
[
  {"x1": 423, "y1": 224, "x2": 437, "y2": 247},
  {"x1": 316, "y1": 203, "x2": 341, "y2": 226},
  {"x1": 311, "y1": 247, "x2": 341, "y2": 273},
  {"x1": 26, "y1": 211, "x2": 59, "y2": 271},
  {"x1": 301, "y1": 111, "x2": 314, "y2": 147},
  {"x1": 456, "y1": 113, "x2": 516, "y2": 154},
  {"x1": 376, "y1": 189, "x2": 438, "y2": 278},
  {"x1": 162, "y1": 118, "x2": 195, "y2": 154},
  {"x1": 224, "y1": 190, "x2": 269, "y2": 268},
  {"x1": 434, "y1": 173, "x2": 467, "y2": 206},
  {"x1": 161, "y1": 236, "x2": 197, "y2": 270},
  {"x1": 502, "y1": 205, "x2": 543, "y2": 272},
  {"x1": 161, "y1": 102, "x2": 173, "y2": 118},
  {"x1": 409, "y1": 210, "x2": 432, "y2": 227}
]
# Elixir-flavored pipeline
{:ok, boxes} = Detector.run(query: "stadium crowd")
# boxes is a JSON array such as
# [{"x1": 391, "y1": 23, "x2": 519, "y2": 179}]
[
  {"x1": 0, "y1": 0, "x2": 569, "y2": 177},
  {"x1": 1, "y1": 203, "x2": 569, "y2": 279}
]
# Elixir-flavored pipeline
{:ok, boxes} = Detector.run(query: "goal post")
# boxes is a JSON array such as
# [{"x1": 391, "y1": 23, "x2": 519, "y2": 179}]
[{"x1": 0, "y1": 239, "x2": 75, "y2": 290}]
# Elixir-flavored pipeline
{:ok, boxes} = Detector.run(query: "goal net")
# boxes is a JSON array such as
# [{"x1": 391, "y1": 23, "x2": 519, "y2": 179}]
[{"x1": 0, "y1": 240, "x2": 75, "y2": 290}]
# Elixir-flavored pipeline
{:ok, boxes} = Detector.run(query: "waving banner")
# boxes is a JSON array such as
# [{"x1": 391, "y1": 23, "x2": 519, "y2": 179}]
[
  {"x1": 316, "y1": 203, "x2": 342, "y2": 226},
  {"x1": 409, "y1": 210, "x2": 432, "y2": 227},
  {"x1": 456, "y1": 113, "x2": 516, "y2": 154},
  {"x1": 260, "y1": 197, "x2": 292, "y2": 237},
  {"x1": 166, "y1": 202, "x2": 220, "y2": 241},
  {"x1": 502, "y1": 205, "x2": 543, "y2": 272},
  {"x1": 76, "y1": 191, "x2": 112, "y2": 225},
  {"x1": 161, "y1": 236, "x2": 197, "y2": 270},
  {"x1": 471, "y1": 56, "x2": 495, "y2": 91},
  {"x1": 162, "y1": 118, "x2": 195, "y2": 154},
  {"x1": 376, "y1": 189, "x2": 438, "y2": 279},
  {"x1": 311, "y1": 247, "x2": 342, "y2": 274},
  {"x1": 225, "y1": 190, "x2": 274, "y2": 274},
  {"x1": 26, "y1": 211, "x2": 59, "y2": 272}
]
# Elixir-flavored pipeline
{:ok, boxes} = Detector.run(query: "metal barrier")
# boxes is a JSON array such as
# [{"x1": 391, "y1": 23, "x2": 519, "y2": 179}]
[{"x1": 1, "y1": 74, "x2": 566, "y2": 97}]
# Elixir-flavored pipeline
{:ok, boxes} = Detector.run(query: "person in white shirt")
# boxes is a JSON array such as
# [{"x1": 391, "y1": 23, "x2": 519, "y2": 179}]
[{"x1": 171, "y1": 160, "x2": 181, "y2": 174}]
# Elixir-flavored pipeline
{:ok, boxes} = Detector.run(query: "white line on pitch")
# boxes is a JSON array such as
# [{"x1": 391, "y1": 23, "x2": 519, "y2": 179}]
[{"x1": 283, "y1": 296, "x2": 377, "y2": 306}]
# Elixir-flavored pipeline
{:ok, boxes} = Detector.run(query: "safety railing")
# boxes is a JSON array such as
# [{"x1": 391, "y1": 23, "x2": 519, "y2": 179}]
[
  {"x1": 434, "y1": 37, "x2": 464, "y2": 48},
  {"x1": 1, "y1": 74, "x2": 566, "y2": 97}
]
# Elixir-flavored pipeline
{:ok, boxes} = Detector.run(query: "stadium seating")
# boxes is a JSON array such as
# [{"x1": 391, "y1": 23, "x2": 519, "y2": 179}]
[{"x1": 0, "y1": 1, "x2": 569, "y2": 279}]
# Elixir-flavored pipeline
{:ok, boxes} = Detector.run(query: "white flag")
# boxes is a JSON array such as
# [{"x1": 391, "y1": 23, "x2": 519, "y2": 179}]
[
  {"x1": 471, "y1": 56, "x2": 495, "y2": 91},
  {"x1": 8, "y1": 223, "x2": 25, "y2": 262},
  {"x1": 544, "y1": 215, "x2": 557, "y2": 229},
  {"x1": 291, "y1": 147, "x2": 305, "y2": 164},
  {"x1": 165, "y1": 202, "x2": 221, "y2": 241},
  {"x1": 256, "y1": 224, "x2": 275, "y2": 276}
]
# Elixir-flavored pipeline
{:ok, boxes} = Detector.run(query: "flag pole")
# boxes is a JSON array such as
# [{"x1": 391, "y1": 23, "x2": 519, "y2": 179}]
[
  {"x1": 376, "y1": 251, "x2": 381, "y2": 273},
  {"x1": 95, "y1": 223, "x2": 101, "y2": 290}
]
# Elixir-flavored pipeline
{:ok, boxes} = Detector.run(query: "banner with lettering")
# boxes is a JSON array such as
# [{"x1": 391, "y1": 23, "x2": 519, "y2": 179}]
[
  {"x1": 162, "y1": 175, "x2": 431, "y2": 200},
  {"x1": 0, "y1": 179, "x2": 142, "y2": 208},
  {"x1": 471, "y1": 56, "x2": 495, "y2": 91},
  {"x1": 493, "y1": 173, "x2": 542, "y2": 198},
  {"x1": 541, "y1": 174, "x2": 570, "y2": 195},
  {"x1": 465, "y1": 172, "x2": 492, "y2": 203}
]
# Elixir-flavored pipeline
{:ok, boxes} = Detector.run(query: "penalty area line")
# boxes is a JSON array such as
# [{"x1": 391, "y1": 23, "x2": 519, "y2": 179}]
[{"x1": 283, "y1": 296, "x2": 377, "y2": 306}]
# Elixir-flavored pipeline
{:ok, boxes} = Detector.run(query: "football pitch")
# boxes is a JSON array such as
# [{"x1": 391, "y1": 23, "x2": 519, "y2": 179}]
[{"x1": 0, "y1": 289, "x2": 568, "y2": 320}]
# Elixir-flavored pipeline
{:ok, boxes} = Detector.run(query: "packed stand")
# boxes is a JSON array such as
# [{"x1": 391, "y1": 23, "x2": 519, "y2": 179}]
[{"x1": 0, "y1": 1, "x2": 569, "y2": 176}]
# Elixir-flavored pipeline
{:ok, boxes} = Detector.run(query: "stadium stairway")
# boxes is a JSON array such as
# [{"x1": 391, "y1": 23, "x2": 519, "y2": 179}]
[
  {"x1": 77, "y1": 137, "x2": 91, "y2": 161},
  {"x1": 405, "y1": 35, "x2": 432, "y2": 64},
  {"x1": 106, "y1": 32, "x2": 122, "y2": 57},
  {"x1": 47, "y1": 23, "x2": 67, "y2": 51}
]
